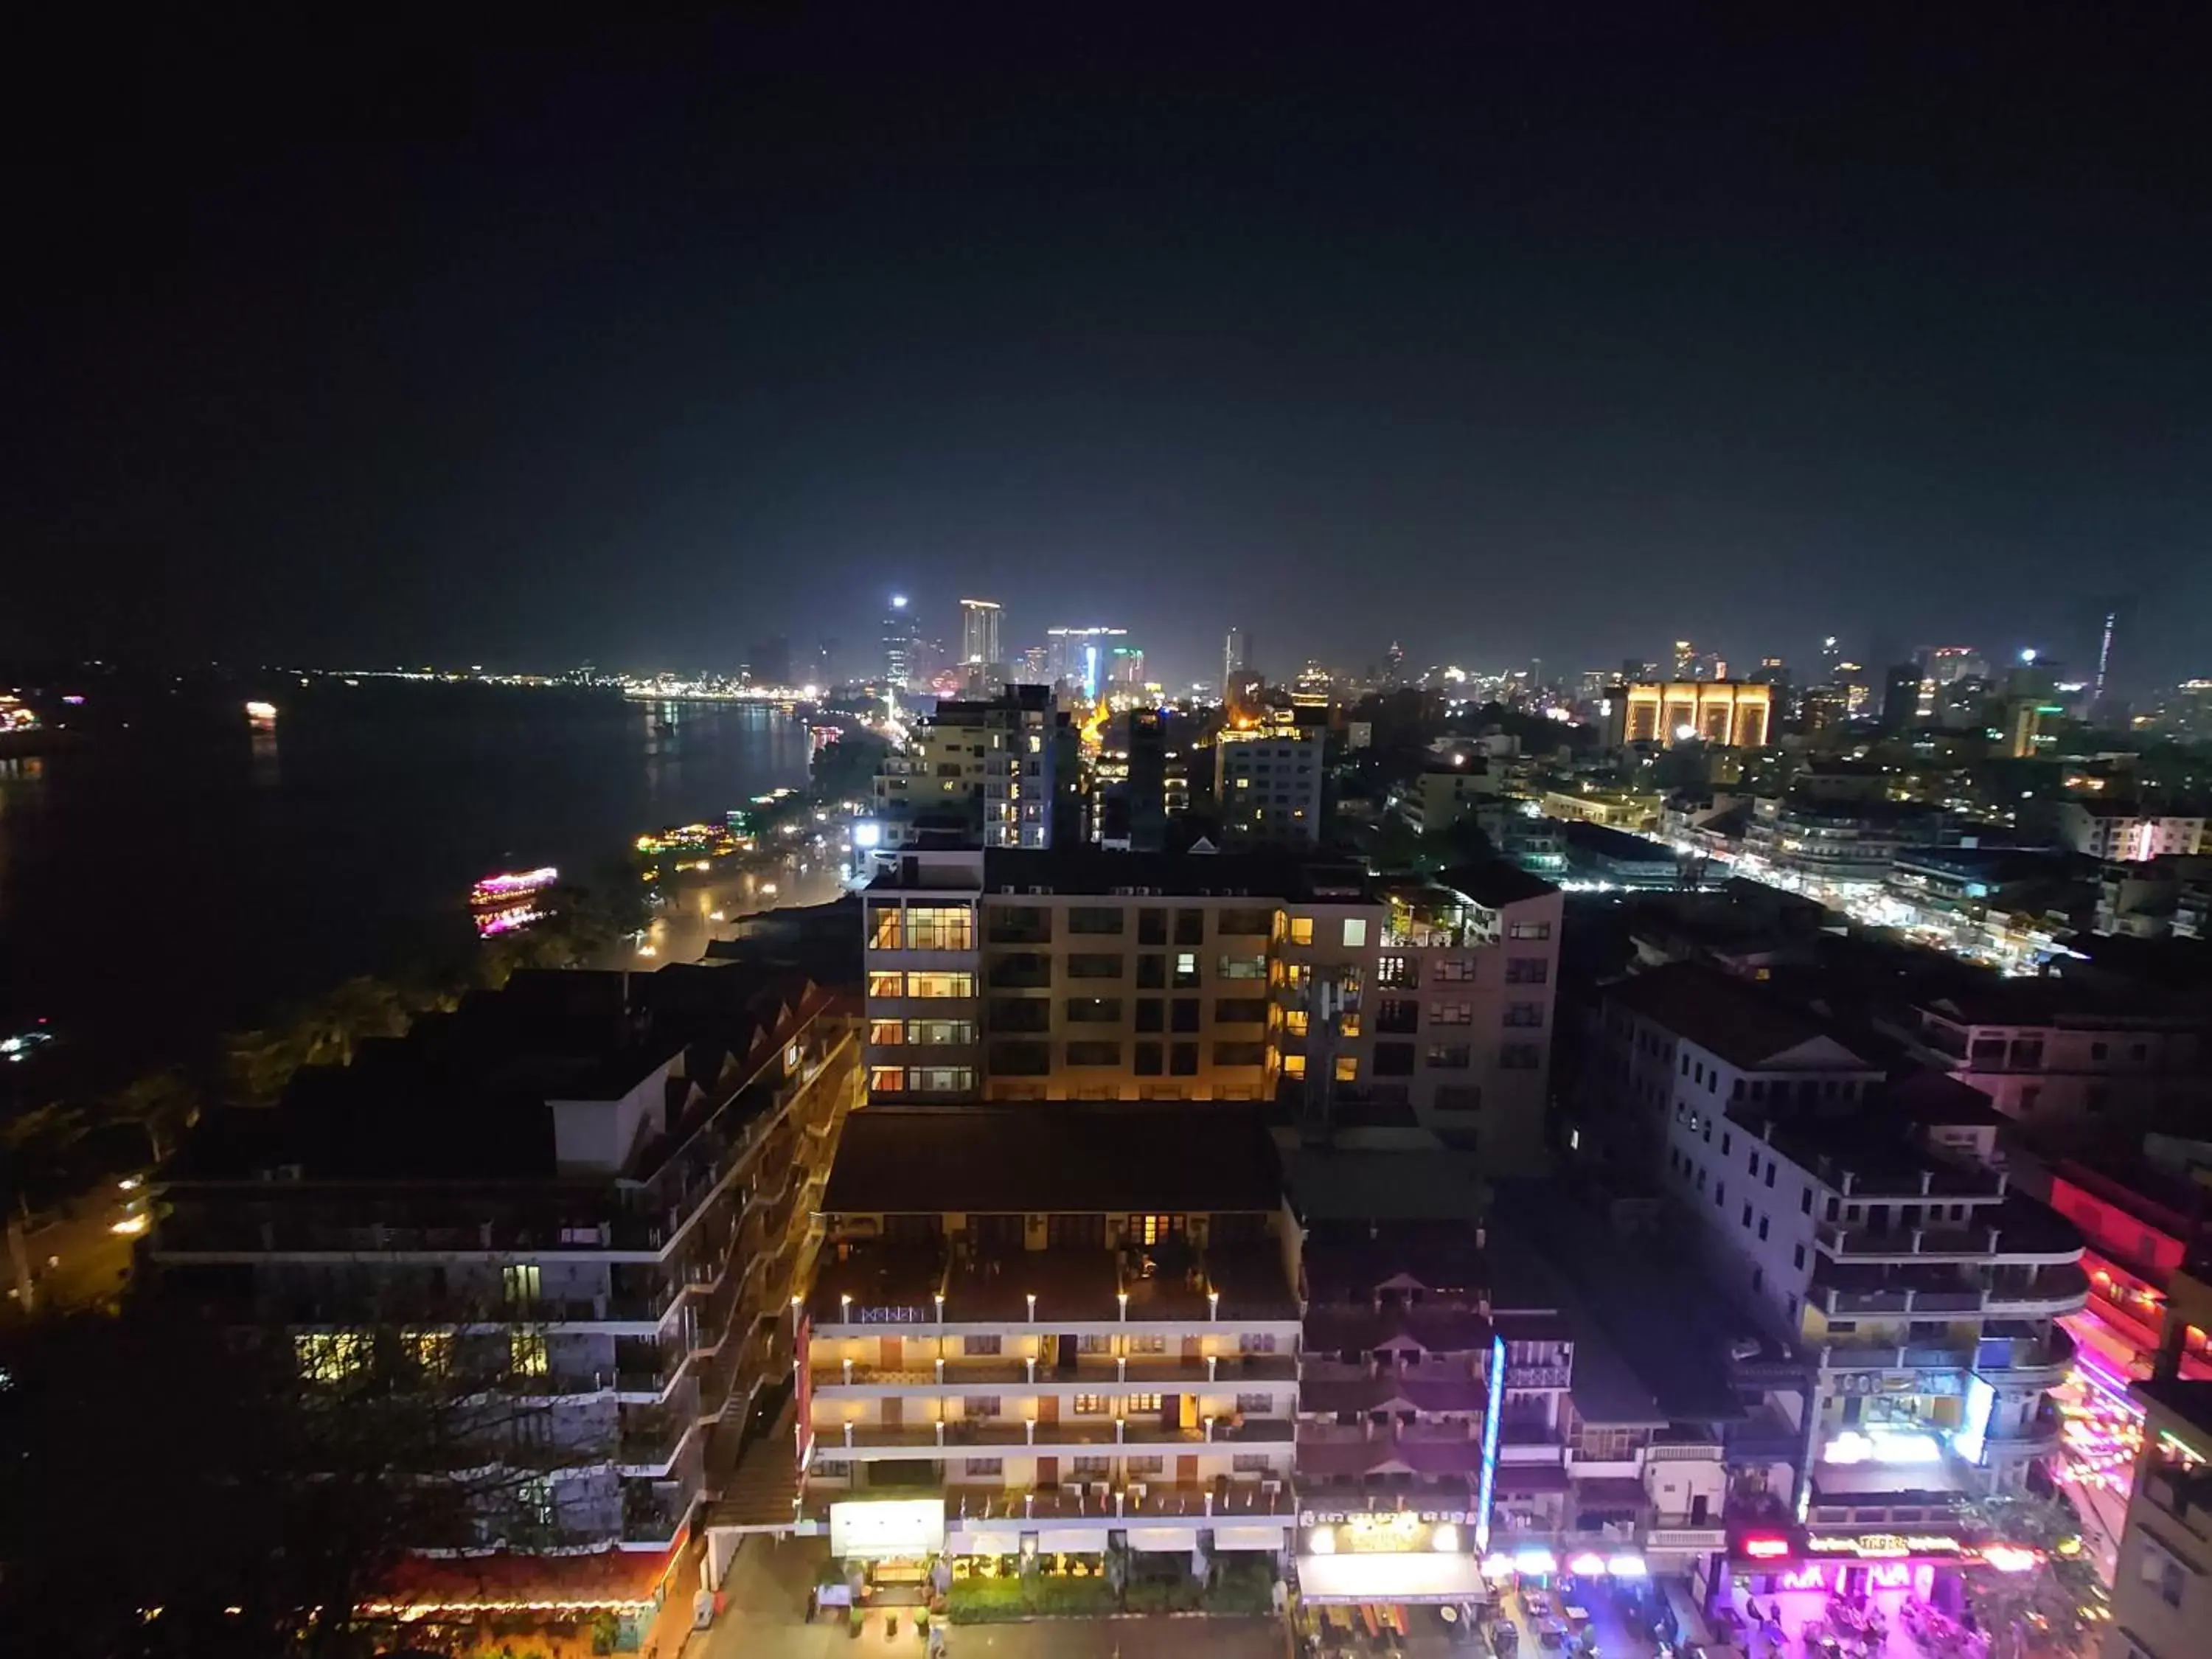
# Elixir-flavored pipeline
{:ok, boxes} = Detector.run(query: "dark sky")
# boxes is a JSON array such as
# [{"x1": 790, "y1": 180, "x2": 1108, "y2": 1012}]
[{"x1": 8, "y1": 5, "x2": 2210, "y2": 692}]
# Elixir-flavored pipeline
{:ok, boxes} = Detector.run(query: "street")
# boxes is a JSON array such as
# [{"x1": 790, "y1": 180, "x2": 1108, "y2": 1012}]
[{"x1": 4, "y1": 1185, "x2": 142, "y2": 1322}]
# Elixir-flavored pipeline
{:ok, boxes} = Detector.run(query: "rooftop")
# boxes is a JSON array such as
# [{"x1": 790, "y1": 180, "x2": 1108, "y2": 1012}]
[
  {"x1": 1605, "y1": 961, "x2": 1876, "y2": 1071},
  {"x1": 2133, "y1": 1378, "x2": 2212, "y2": 1442},
  {"x1": 821, "y1": 1105, "x2": 1284, "y2": 1214},
  {"x1": 1301, "y1": 1220, "x2": 1487, "y2": 1304},
  {"x1": 1725, "y1": 1111, "x2": 2008, "y2": 1200},
  {"x1": 807, "y1": 1238, "x2": 1297, "y2": 1325},
  {"x1": 1436, "y1": 860, "x2": 1560, "y2": 910},
  {"x1": 871, "y1": 846, "x2": 1374, "y2": 900}
]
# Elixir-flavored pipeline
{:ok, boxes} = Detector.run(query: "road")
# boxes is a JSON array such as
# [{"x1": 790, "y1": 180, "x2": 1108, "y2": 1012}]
[{"x1": 4, "y1": 1183, "x2": 142, "y2": 1322}]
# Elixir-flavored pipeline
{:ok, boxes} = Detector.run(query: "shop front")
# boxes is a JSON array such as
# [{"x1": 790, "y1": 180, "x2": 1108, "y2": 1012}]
[
  {"x1": 1294, "y1": 1507, "x2": 1486, "y2": 1647},
  {"x1": 828, "y1": 1498, "x2": 947, "y2": 1601},
  {"x1": 1700, "y1": 1527, "x2": 2043, "y2": 1655}
]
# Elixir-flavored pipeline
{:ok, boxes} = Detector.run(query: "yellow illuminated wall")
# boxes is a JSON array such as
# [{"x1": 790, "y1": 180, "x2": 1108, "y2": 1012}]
[{"x1": 1621, "y1": 682, "x2": 1770, "y2": 748}]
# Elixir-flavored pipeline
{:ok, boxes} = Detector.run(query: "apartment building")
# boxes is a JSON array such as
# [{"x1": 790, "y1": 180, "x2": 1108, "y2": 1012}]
[
  {"x1": 150, "y1": 967, "x2": 860, "y2": 1575},
  {"x1": 1391, "y1": 764, "x2": 1503, "y2": 835},
  {"x1": 1215, "y1": 725, "x2": 1327, "y2": 846},
  {"x1": 799, "y1": 1107, "x2": 1303, "y2": 1582},
  {"x1": 1743, "y1": 793, "x2": 1947, "y2": 884},
  {"x1": 860, "y1": 848, "x2": 1564, "y2": 1163},
  {"x1": 2057, "y1": 801, "x2": 2206, "y2": 863},
  {"x1": 1906, "y1": 981, "x2": 2211, "y2": 1140},
  {"x1": 1660, "y1": 1099, "x2": 2083, "y2": 1515},
  {"x1": 2104, "y1": 1379, "x2": 2212, "y2": 1659},
  {"x1": 871, "y1": 686, "x2": 1079, "y2": 849}
]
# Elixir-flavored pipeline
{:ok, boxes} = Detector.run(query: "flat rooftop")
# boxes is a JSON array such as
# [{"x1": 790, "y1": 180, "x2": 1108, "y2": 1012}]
[
  {"x1": 900, "y1": 847, "x2": 1377, "y2": 900},
  {"x1": 807, "y1": 1238, "x2": 1297, "y2": 1325},
  {"x1": 1604, "y1": 961, "x2": 1874, "y2": 1071},
  {"x1": 2133, "y1": 1378, "x2": 2212, "y2": 1440},
  {"x1": 822, "y1": 1105, "x2": 1284, "y2": 1214}
]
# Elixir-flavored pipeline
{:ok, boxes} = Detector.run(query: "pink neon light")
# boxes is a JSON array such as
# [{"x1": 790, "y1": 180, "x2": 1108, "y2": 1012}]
[{"x1": 1778, "y1": 1565, "x2": 1826, "y2": 1591}]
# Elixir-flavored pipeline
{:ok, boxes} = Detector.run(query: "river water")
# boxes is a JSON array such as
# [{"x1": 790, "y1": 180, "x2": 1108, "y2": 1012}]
[{"x1": 0, "y1": 686, "x2": 815, "y2": 1083}]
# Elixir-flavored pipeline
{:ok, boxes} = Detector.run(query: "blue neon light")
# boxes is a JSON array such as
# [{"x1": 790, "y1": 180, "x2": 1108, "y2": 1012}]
[{"x1": 1476, "y1": 1332, "x2": 1505, "y2": 1551}]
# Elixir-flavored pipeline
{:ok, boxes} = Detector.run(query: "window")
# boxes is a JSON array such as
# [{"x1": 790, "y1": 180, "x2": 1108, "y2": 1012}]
[
  {"x1": 1374, "y1": 1043, "x2": 1416, "y2": 1077},
  {"x1": 964, "y1": 1334, "x2": 1002, "y2": 1355},
  {"x1": 868, "y1": 905, "x2": 902, "y2": 949},
  {"x1": 908, "y1": 1019, "x2": 975, "y2": 1045},
  {"x1": 1281, "y1": 1053, "x2": 1307, "y2": 1079},
  {"x1": 1174, "y1": 909, "x2": 1206, "y2": 945},
  {"x1": 1068, "y1": 906, "x2": 1125, "y2": 935},
  {"x1": 1801, "y1": 1188, "x2": 1813, "y2": 1214},
  {"x1": 1233, "y1": 1453, "x2": 1276, "y2": 1472},
  {"x1": 1216, "y1": 1041, "x2": 1267, "y2": 1067},
  {"x1": 904, "y1": 906, "x2": 975, "y2": 950},
  {"x1": 1171, "y1": 997, "x2": 1202, "y2": 1032},
  {"x1": 1430, "y1": 1001, "x2": 1473, "y2": 1026},
  {"x1": 2139, "y1": 1535, "x2": 2186, "y2": 1609},
  {"x1": 1425, "y1": 1043, "x2": 1472, "y2": 1070},
  {"x1": 1505, "y1": 956, "x2": 1548, "y2": 984},
  {"x1": 1721, "y1": 1132, "x2": 1732, "y2": 1155},
  {"x1": 1377, "y1": 998, "x2": 1419, "y2": 1033},
  {"x1": 1170, "y1": 1041, "x2": 1200, "y2": 1076},
  {"x1": 511, "y1": 1331, "x2": 549, "y2": 1378},
  {"x1": 1136, "y1": 953, "x2": 1166, "y2": 989},
  {"x1": 1765, "y1": 1164, "x2": 1777, "y2": 1188},
  {"x1": 1124, "y1": 1392, "x2": 1164, "y2": 1413},
  {"x1": 1503, "y1": 1001, "x2": 1545, "y2": 1028},
  {"x1": 1216, "y1": 954, "x2": 1266, "y2": 980},
  {"x1": 519, "y1": 1476, "x2": 556, "y2": 1529},
  {"x1": 1134, "y1": 998, "x2": 1164, "y2": 1032},
  {"x1": 1282, "y1": 1008, "x2": 1310, "y2": 1039},
  {"x1": 867, "y1": 970, "x2": 905, "y2": 998},
  {"x1": 1431, "y1": 958, "x2": 1475, "y2": 983},
  {"x1": 1073, "y1": 1394, "x2": 1110, "y2": 1414},
  {"x1": 1794, "y1": 1244, "x2": 1806, "y2": 1269},
  {"x1": 1172, "y1": 952, "x2": 1201, "y2": 988},
  {"x1": 1238, "y1": 1332, "x2": 1278, "y2": 1353},
  {"x1": 1067, "y1": 953, "x2": 1124, "y2": 979},
  {"x1": 1716, "y1": 1182, "x2": 1727, "y2": 1207},
  {"x1": 1134, "y1": 1040, "x2": 1164, "y2": 1076},
  {"x1": 869, "y1": 1018, "x2": 904, "y2": 1046},
  {"x1": 1216, "y1": 997, "x2": 1267, "y2": 1024},
  {"x1": 1742, "y1": 1203, "x2": 1753, "y2": 1228},
  {"x1": 1288, "y1": 917, "x2": 1315, "y2": 945},
  {"x1": 1752, "y1": 1267, "x2": 1764, "y2": 1293},
  {"x1": 1378, "y1": 955, "x2": 1417, "y2": 989},
  {"x1": 1071, "y1": 1455, "x2": 1113, "y2": 1476},
  {"x1": 1335, "y1": 1055, "x2": 1359, "y2": 1082},
  {"x1": 965, "y1": 1457, "x2": 1003, "y2": 1477},
  {"x1": 1065, "y1": 1040, "x2": 1121, "y2": 1067},
  {"x1": 294, "y1": 1332, "x2": 367, "y2": 1382},
  {"x1": 405, "y1": 1329, "x2": 451, "y2": 1374},
  {"x1": 908, "y1": 972, "x2": 976, "y2": 998},
  {"x1": 1435, "y1": 1085, "x2": 1482, "y2": 1112},
  {"x1": 1138, "y1": 908, "x2": 1168, "y2": 945},
  {"x1": 869, "y1": 1065, "x2": 907, "y2": 1093},
  {"x1": 1236, "y1": 1392, "x2": 1273, "y2": 1413},
  {"x1": 1065, "y1": 997, "x2": 1121, "y2": 1023},
  {"x1": 504, "y1": 1263, "x2": 543, "y2": 1306},
  {"x1": 1500, "y1": 1043, "x2": 1542, "y2": 1069},
  {"x1": 1758, "y1": 1215, "x2": 1770, "y2": 1240},
  {"x1": 1125, "y1": 1455, "x2": 1166, "y2": 1475},
  {"x1": 1343, "y1": 919, "x2": 1368, "y2": 947},
  {"x1": 1508, "y1": 921, "x2": 1552, "y2": 940},
  {"x1": 911, "y1": 1066, "x2": 975, "y2": 1093}
]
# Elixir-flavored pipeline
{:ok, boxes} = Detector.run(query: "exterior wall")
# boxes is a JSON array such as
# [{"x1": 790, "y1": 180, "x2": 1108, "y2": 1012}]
[
  {"x1": 2059, "y1": 804, "x2": 2205, "y2": 861},
  {"x1": 1916, "y1": 1011, "x2": 2211, "y2": 1135},
  {"x1": 1215, "y1": 729, "x2": 1326, "y2": 845},
  {"x1": 2104, "y1": 1397, "x2": 2212, "y2": 1659}
]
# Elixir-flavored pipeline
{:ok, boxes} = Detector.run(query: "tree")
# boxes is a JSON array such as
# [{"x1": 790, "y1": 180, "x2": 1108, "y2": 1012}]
[
  {"x1": 1960, "y1": 1492, "x2": 2104, "y2": 1659},
  {"x1": 100, "y1": 1067, "x2": 204, "y2": 1165},
  {"x1": 0, "y1": 1304, "x2": 594, "y2": 1659}
]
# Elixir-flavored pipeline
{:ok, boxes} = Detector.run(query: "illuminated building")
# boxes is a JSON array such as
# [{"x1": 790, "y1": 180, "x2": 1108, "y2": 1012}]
[
  {"x1": 2056, "y1": 801, "x2": 2206, "y2": 862},
  {"x1": 150, "y1": 969, "x2": 860, "y2": 1559},
  {"x1": 859, "y1": 848, "x2": 1560, "y2": 1155},
  {"x1": 799, "y1": 1107, "x2": 1301, "y2": 1581},
  {"x1": 1096, "y1": 709, "x2": 1191, "y2": 852},
  {"x1": 1744, "y1": 793, "x2": 1946, "y2": 884},
  {"x1": 1391, "y1": 763, "x2": 1503, "y2": 835},
  {"x1": 882, "y1": 595, "x2": 919, "y2": 690},
  {"x1": 1222, "y1": 627, "x2": 1248, "y2": 698},
  {"x1": 958, "y1": 598, "x2": 1004, "y2": 695},
  {"x1": 1045, "y1": 626, "x2": 1127, "y2": 700},
  {"x1": 1215, "y1": 726, "x2": 1326, "y2": 846},
  {"x1": 1108, "y1": 644, "x2": 1144, "y2": 687},
  {"x1": 1015, "y1": 644, "x2": 1048, "y2": 684},
  {"x1": 1672, "y1": 640, "x2": 1698, "y2": 681},
  {"x1": 2104, "y1": 1377, "x2": 2212, "y2": 1659},
  {"x1": 2045, "y1": 1163, "x2": 2212, "y2": 1387},
  {"x1": 1584, "y1": 964, "x2": 2087, "y2": 1511},
  {"x1": 870, "y1": 686, "x2": 1077, "y2": 849},
  {"x1": 1620, "y1": 681, "x2": 1772, "y2": 748},
  {"x1": 1920, "y1": 646, "x2": 1986, "y2": 686},
  {"x1": 0, "y1": 692, "x2": 39, "y2": 733},
  {"x1": 1800, "y1": 684, "x2": 1850, "y2": 734}
]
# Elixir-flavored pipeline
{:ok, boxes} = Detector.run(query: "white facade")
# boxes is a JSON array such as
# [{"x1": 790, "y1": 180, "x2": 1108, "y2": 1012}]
[{"x1": 2057, "y1": 802, "x2": 2205, "y2": 861}]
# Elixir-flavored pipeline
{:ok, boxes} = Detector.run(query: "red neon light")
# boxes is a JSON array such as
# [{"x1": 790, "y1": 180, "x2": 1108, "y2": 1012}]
[{"x1": 1744, "y1": 1537, "x2": 1790, "y2": 1559}]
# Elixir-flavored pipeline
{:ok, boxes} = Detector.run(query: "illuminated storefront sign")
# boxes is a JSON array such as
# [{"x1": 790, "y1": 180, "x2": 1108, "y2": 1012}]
[
  {"x1": 1742, "y1": 1536, "x2": 1790, "y2": 1559},
  {"x1": 830, "y1": 1498, "x2": 945, "y2": 1560},
  {"x1": 1953, "y1": 1374, "x2": 1996, "y2": 1467},
  {"x1": 1804, "y1": 1533, "x2": 1968, "y2": 1558},
  {"x1": 1301, "y1": 1512, "x2": 1466, "y2": 1556},
  {"x1": 1476, "y1": 1332, "x2": 1506, "y2": 1551}
]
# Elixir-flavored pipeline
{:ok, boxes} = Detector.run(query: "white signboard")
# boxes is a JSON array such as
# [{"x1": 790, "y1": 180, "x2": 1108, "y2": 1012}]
[{"x1": 830, "y1": 1498, "x2": 945, "y2": 1559}]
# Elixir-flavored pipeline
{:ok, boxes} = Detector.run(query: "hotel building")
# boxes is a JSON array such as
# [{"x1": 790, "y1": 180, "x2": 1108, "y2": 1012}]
[
  {"x1": 149, "y1": 967, "x2": 860, "y2": 1575},
  {"x1": 798, "y1": 1107, "x2": 1303, "y2": 1579},
  {"x1": 860, "y1": 849, "x2": 1562, "y2": 1164},
  {"x1": 1619, "y1": 681, "x2": 1773, "y2": 750}
]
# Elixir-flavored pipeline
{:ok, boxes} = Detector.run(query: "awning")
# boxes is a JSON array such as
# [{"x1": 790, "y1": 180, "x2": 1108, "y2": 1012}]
[
  {"x1": 1213, "y1": 1525, "x2": 1290, "y2": 1551},
  {"x1": 1125, "y1": 1526, "x2": 1199, "y2": 1552},
  {"x1": 1037, "y1": 1528, "x2": 1111, "y2": 1552},
  {"x1": 1296, "y1": 1551, "x2": 1486, "y2": 1605}
]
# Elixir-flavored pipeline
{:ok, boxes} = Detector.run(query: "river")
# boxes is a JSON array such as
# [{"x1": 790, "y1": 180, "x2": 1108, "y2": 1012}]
[{"x1": 0, "y1": 684, "x2": 818, "y2": 1089}]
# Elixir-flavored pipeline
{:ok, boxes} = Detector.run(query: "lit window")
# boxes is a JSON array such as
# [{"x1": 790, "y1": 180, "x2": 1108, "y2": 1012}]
[
  {"x1": 404, "y1": 1330, "x2": 452, "y2": 1374},
  {"x1": 866, "y1": 970, "x2": 905, "y2": 998},
  {"x1": 1335, "y1": 1056, "x2": 1359, "y2": 1083},
  {"x1": 869, "y1": 1065, "x2": 907, "y2": 1093},
  {"x1": 510, "y1": 1331, "x2": 549, "y2": 1378},
  {"x1": 1284, "y1": 1009, "x2": 1310, "y2": 1038},
  {"x1": 868, "y1": 1020, "x2": 904, "y2": 1046},
  {"x1": 1282, "y1": 1053, "x2": 1307, "y2": 1079},
  {"x1": 1289, "y1": 917, "x2": 1314, "y2": 945},
  {"x1": 1125, "y1": 1392, "x2": 1162, "y2": 1413},
  {"x1": 1343, "y1": 919, "x2": 1368, "y2": 947},
  {"x1": 294, "y1": 1332, "x2": 367, "y2": 1383}
]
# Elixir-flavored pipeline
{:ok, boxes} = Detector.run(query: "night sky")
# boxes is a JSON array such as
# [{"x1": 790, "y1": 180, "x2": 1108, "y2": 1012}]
[{"x1": 9, "y1": 7, "x2": 2210, "y2": 692}]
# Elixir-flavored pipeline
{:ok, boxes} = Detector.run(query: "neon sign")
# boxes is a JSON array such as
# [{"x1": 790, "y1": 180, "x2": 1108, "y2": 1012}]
[
  {"x1": 1475, "y1": 1333, "x2": 1505, "y2": 1552},
  {"x1": 1804, "y1": 1533, "x2": 1966, "y2": 1558},
  {"x1": 1776, "y1": 1562, "x2": 1933, "y2": 1596},
  {"x1": 1743, "y1": 1537, "x2": 1790, "y2": 1559}
]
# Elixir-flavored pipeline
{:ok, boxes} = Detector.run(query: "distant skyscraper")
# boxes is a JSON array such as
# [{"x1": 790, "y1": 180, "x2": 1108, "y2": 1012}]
[
  {"x1": 1672, "y1": 639, "x2": 1697, "y2": 681},
  {"x1": 1879, "y1": 664, "x2": 1922, "y2": 733},
  {"x1": 1385, "y1": 640, "x2": 1405, "y2": 686},
  {"x1": 959, "y1": 598, "x2": 1004, "y2": 693},
  {"x1": 1223, "y1": 627, "x2": 1248, "y2": 698},
  {"x1": 882, "y1": 595, "x2": 919, "y2": 691},
  {"x1": 1046, "y1": 627, "x2": 1127, "y2": 700},
  {"x1": 1015, "y1": 644, "x2": 1048, "y2": 684},
  {"x1": 1109, "y1": 644, "x2": 1145, "y2": 687}
]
